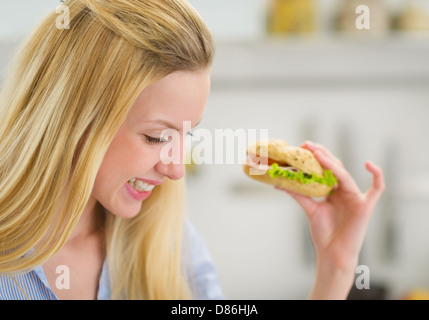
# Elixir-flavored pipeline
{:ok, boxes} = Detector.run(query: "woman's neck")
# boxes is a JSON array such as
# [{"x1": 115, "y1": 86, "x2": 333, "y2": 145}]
[{"x1": 66, "y1": 197, "x2": 104, "y2": 245}]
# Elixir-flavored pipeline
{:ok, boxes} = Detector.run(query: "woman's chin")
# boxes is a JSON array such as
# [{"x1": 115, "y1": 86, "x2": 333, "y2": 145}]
[
  {"x1": 121, "y1": 204, "x2": 143, "y2": 219},
  {"x1": 107, "y1": 201, "x2": 143, "y2": 219}
]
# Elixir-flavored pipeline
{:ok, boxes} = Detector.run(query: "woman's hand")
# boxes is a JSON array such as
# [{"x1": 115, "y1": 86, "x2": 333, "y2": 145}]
[{"x1": 275, "y1": 141, "x2": 385, "y2": 299}]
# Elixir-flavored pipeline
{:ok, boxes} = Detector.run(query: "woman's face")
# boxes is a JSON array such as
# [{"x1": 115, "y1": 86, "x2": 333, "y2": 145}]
[{"x1": 92, "y1": 70, "x2": 210, "y2": 218}]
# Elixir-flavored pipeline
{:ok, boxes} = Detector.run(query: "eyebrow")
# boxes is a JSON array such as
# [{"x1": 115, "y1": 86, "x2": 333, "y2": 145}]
[{"x1": 149, "y1": 118, "x2": 202, "y2": 131}]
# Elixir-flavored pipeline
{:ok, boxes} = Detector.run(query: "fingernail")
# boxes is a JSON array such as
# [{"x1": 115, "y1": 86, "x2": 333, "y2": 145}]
[{"x1": 303, "y1": 140, "x2": 315, "y2": 147}]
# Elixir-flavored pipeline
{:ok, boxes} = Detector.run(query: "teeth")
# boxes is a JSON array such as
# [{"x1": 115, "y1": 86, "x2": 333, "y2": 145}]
[{"x1": 128, "y1": 178, "x2": 155, "y2": 192}]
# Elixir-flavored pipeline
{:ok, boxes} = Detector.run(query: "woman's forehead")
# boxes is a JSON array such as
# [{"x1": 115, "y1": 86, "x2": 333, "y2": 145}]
[{"x1": 127, "y1": 70, "x2": 210, "y2": 128}]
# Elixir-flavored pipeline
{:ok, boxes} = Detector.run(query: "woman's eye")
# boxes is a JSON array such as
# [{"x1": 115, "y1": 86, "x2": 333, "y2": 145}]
[
  {"x1": 143, "y1": 135, "x2": 167, "y2": 145},
  {"x1": 143, "y1": 132, "x2": 193, "y2": 145}
]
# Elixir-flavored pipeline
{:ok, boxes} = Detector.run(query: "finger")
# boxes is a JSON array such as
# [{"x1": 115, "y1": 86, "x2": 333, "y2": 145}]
[
  {"x1": 301, "y1": 141, "x2": 343, "y2": 168},
  {"x1": 364, "y1": 161, "x2": 385, "y2": 205},
  {"x1": 275, "y1": 186, "x2": 319, "y2": 219},
  {"x1": 301, "y1": 141, "x2": 351, "y2": 189},
  {"x1": 311, "y1": 149, "x2": 359, "y2": 192}
]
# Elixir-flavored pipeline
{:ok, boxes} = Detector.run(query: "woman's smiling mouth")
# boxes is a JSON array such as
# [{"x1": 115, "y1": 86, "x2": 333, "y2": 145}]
[{"x1": 128, "y1": 178, "x2": 156, "y2": 192}]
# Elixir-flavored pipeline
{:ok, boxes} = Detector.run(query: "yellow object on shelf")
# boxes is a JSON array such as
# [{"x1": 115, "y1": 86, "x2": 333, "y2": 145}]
[
  {"x1": 395, "y1": 5, "x2": 429, "y2": 32},
  {"x1": 403, "y1": 289, "x2": 429, "y2": 300},
  {"x1": 267, "y1": 0, "x2": 317, "y2": 35}
]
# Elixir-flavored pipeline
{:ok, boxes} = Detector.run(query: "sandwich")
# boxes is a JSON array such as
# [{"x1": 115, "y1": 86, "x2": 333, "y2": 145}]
[{"x1": 243, "y1": 139, "x2": 338, "y2": 197}]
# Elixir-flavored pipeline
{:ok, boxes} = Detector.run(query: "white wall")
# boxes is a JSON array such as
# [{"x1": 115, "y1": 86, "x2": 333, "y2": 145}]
[{"x1": 0, "y1": 0, "x2": 59, "y2": 41}]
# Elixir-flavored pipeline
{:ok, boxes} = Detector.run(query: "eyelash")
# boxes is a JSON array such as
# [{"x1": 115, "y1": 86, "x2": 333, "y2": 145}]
[
  {"x1": 143, "y1": 132, "x2": 194, "y2": 145},
  {"x1": 143, "y1": 135, "x2": 166, "y2": 145}
]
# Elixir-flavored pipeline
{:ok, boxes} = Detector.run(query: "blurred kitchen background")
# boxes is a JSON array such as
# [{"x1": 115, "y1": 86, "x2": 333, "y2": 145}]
[{"x1": 1, "y1": 0, "x2": 429, "y2": 300}]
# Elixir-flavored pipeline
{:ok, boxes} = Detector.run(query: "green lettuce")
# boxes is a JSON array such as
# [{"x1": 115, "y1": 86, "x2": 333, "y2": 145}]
[{"x1": 267, "y1": 163, "x2": 337, "y2": 187}]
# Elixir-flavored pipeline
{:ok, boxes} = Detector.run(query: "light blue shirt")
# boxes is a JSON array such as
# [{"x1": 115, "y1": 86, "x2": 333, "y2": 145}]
[{"x1": 0, "y1": 220, "x2": 224, "y2": 300}]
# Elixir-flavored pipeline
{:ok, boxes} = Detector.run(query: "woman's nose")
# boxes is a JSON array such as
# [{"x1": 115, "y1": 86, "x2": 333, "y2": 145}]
[
  {"x1": 155, "y1": 133, "x2": 188, "y2": 180},
  {"x1": 155, "y1": 158, "x2": 185, "y2": 181}
]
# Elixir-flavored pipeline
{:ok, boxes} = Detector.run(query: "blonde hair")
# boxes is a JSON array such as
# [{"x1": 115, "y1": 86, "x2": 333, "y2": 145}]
[{"x1": 0, "y1": 0, "x2": 214, "y2": 299}]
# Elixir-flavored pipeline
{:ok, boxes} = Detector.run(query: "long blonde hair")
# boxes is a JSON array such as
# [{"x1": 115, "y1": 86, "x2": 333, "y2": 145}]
[{"x1": 0, "y1": 0, "x2": 214, "y2": 299}]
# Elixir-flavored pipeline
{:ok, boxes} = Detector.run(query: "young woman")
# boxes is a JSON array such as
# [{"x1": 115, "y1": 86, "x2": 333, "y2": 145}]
[{"x1": 0, "y1": 0, "x2": 384, "y2": 300}]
